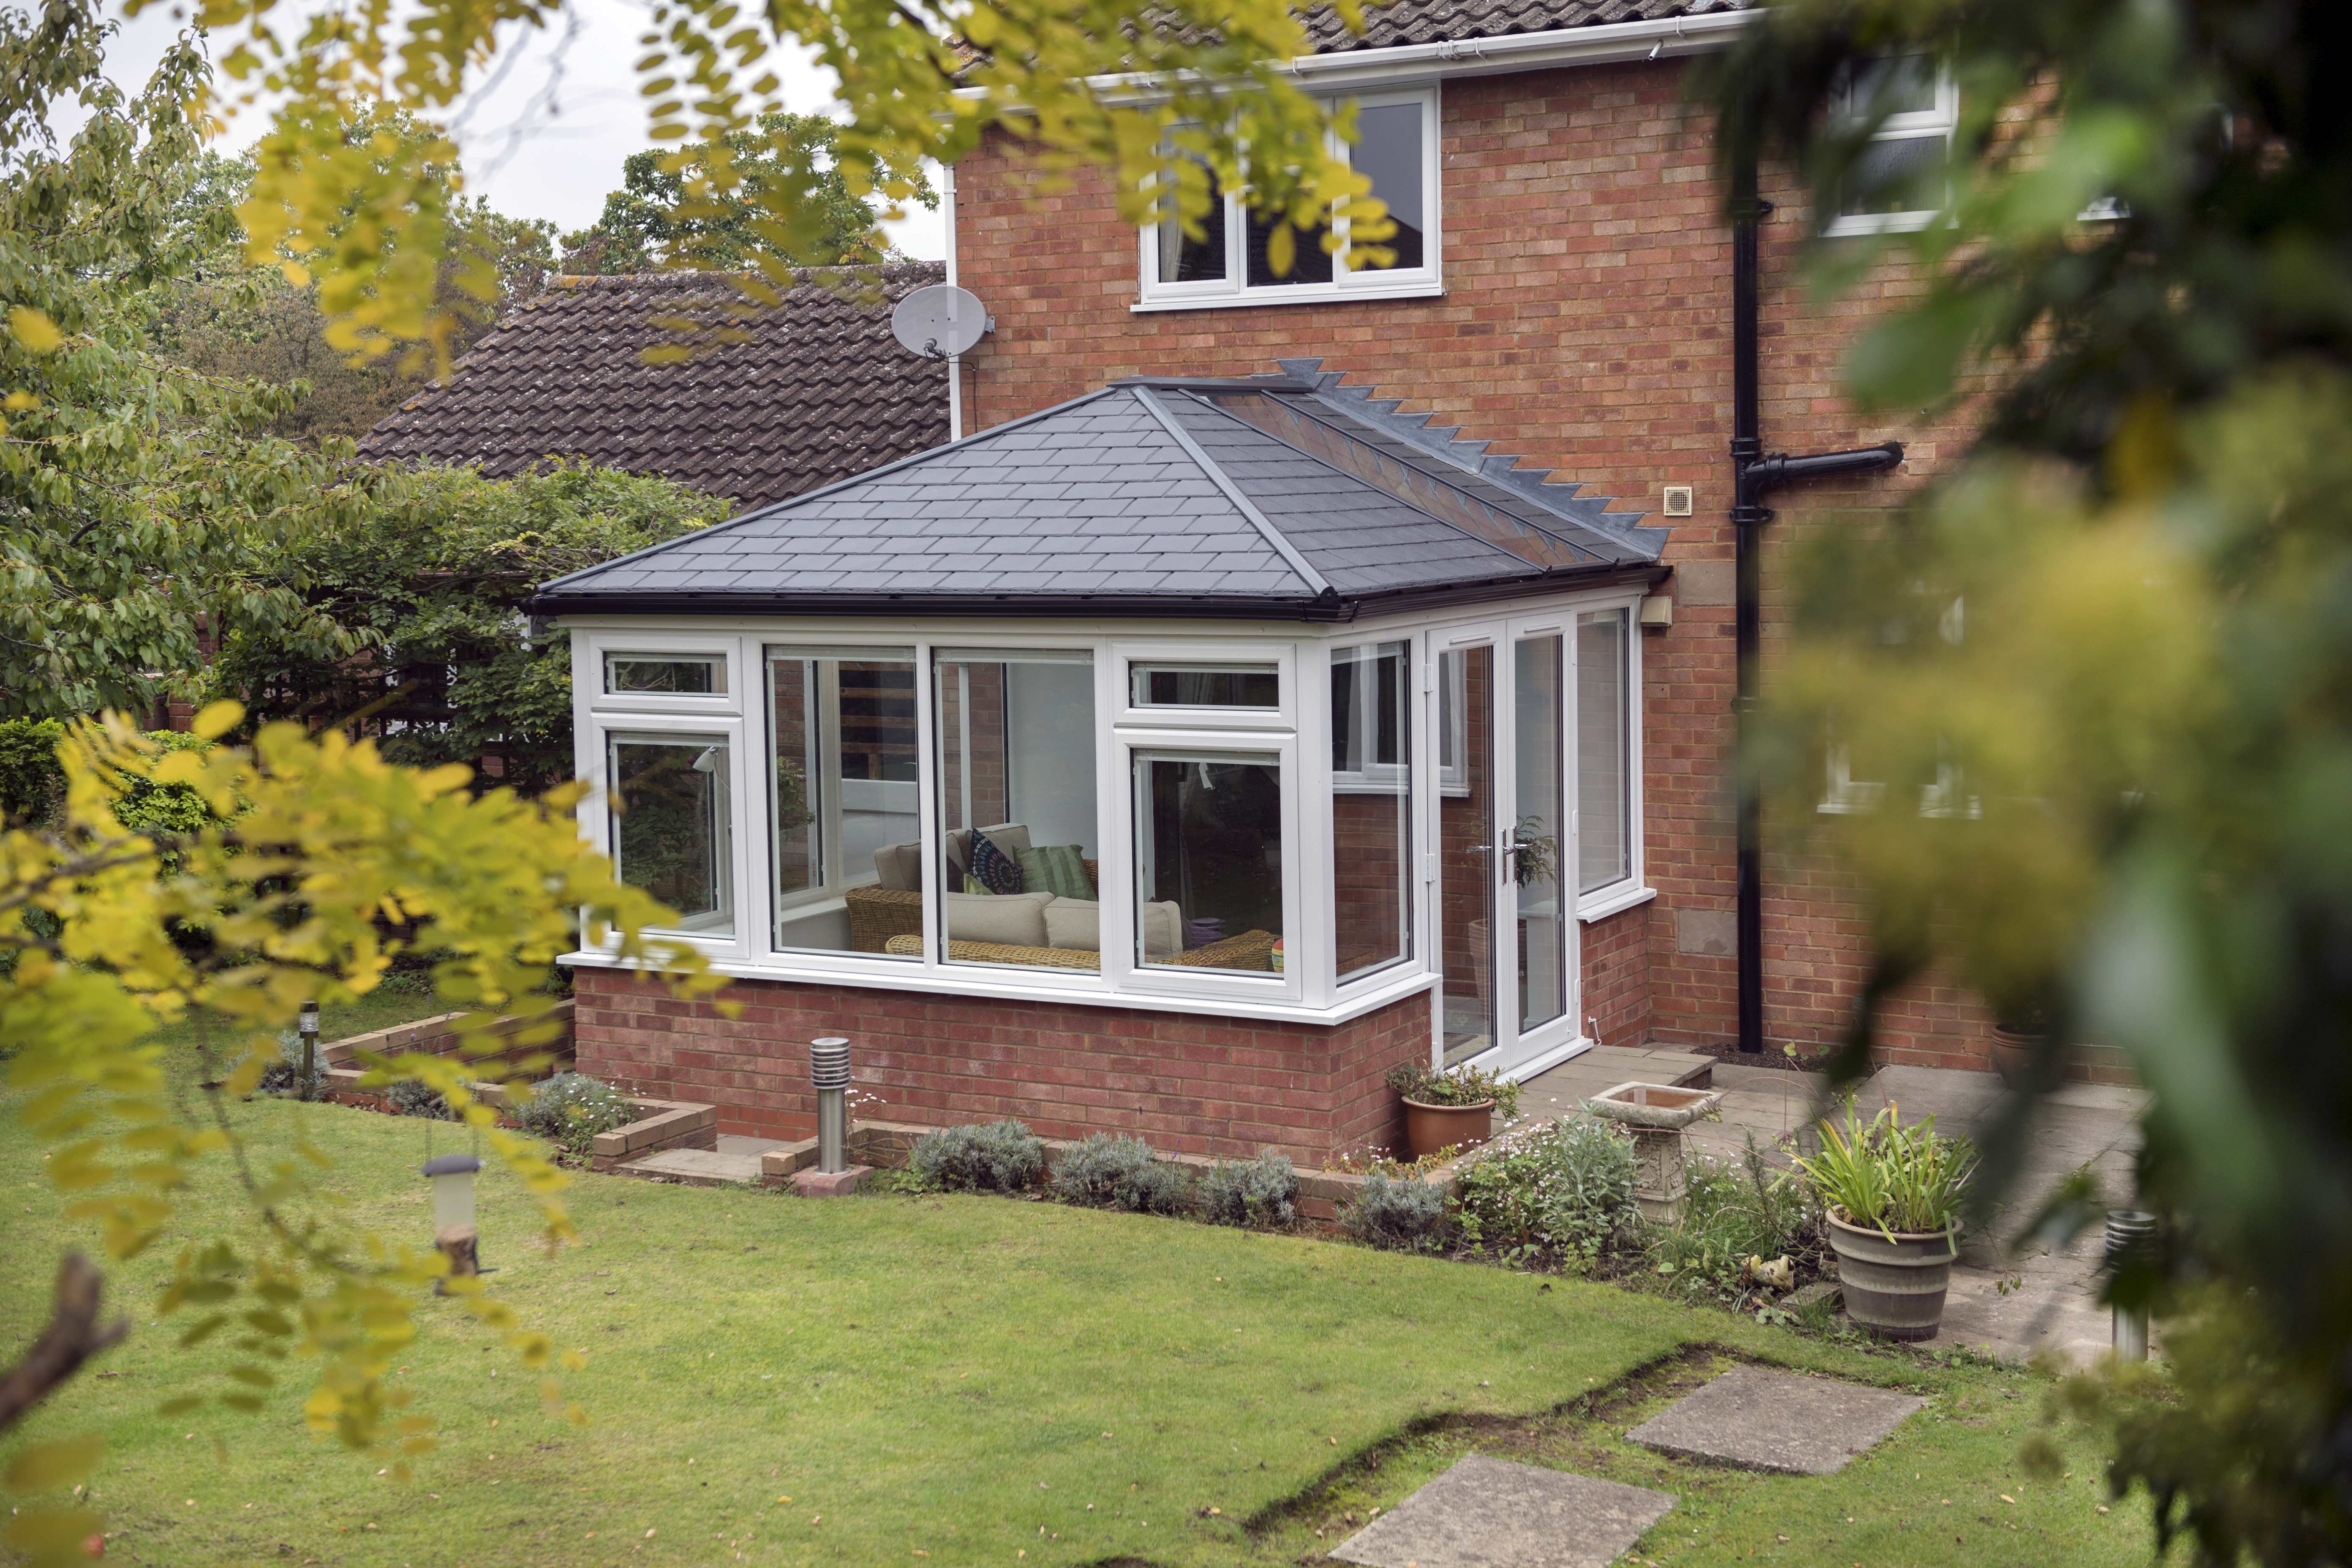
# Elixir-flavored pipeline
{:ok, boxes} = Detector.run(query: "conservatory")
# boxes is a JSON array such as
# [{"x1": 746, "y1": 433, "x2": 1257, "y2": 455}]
[{"x1": 535, "y1": 363, "x2": 1668, "y2": 1159}]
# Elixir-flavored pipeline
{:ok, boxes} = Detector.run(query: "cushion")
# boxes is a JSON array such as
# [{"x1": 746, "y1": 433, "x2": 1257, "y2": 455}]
[
  {"x1": 964, "y1": 830, "x2": 1025, "y2": 895},
  {"x1": 943, "y1": 891, "x2": 1054, "y2": 947},
  {"x1": 871, "y1": 841, "x2": 921, "y2": 892},
  {"x1": 1041, "y1": 898, "x2": 1184, "y2": 959},
  {"x1": 1017, "y1": 844, "x2": 1097, "y2": 900}
]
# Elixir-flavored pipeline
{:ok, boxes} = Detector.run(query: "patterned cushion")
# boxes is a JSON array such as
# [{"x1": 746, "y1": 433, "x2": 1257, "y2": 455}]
[
  {"x1": 1016, "y1": 844, "x2": 1096, "y2": 900},
  {"x1": 964, "y1": 830, "x2": 1025, "y2": 895}
]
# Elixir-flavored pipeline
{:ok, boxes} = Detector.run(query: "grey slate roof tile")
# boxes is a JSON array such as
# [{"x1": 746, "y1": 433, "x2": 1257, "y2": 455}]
[{"x1": 533, "y1": 365, "x2": 1663, "y2": 615}]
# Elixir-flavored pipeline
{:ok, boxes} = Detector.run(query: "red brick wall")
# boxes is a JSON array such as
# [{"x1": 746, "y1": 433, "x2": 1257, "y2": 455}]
[
  {"x1": 572, "y1": 966, "x2": 1436, "y2": 1163},
  {"x1": 955, "y1": 59, "x2": 1995, "y2": 1067},
  {"x1": 1578, "y1": 903, "x2": 1652, "y2": 1051}
]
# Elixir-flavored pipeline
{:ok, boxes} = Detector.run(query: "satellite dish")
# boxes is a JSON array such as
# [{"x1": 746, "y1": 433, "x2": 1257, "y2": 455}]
[{"x1": 891, "y1": 283, "x2": 991, "y2": 359}]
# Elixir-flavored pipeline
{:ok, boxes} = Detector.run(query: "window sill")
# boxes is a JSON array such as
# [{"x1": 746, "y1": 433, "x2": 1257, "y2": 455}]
[
  {"x1": 1820, "y1": 211, "x2": 1938, "y2": 237},
  {"x1": 562, "y1": 947, "x2": 1437, "y2": 1026},
  {"x1": 1577, "y1": 884, "x2": 1656, "y2": 923},
  {"x1": 1132, "y1": 280, "x2": 1445, "y2": 313}
]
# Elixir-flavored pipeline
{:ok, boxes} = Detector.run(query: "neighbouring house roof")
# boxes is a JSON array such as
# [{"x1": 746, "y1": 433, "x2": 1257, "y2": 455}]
[
  {"x1": 1299, "y1": 0, "x2": 1750, "y2": 53},
  {"x1": 530, "y1": 359, "x2": 1665, "y2": 622},
  {"x1": 358, "y1": 262, "x2": 950, "y2": 511}
]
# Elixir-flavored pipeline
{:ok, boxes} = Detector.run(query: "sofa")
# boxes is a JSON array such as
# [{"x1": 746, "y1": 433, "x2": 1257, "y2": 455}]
[{"x1": 842, "y1": 822, "x2": 1275, "y2": 972}]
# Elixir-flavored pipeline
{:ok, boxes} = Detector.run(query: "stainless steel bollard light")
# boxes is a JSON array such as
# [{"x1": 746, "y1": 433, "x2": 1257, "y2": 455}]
[
  {"x1": 811, "y1": 1037, "x2": 852, "y2": 1174},
  {"x1": 297, "y1": 1000, "x2": 321, "y2": 1102},
  {"x1": 2104, "y1": 1209, "x2": 2159, "y2": 1362}
]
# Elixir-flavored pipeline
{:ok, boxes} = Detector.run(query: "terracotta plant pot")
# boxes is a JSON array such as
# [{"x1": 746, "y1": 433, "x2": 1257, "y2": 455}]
[
  {"x1": 1402, "y1": 1097, "x2": 1496, "y2": 1160},
  {"x1": 1826, "y1": 1211, "x2": 1962, "y2": 1342},
  {"x1": 1987, "y1": 1026, "x2": 2042, "y2": 1086}
]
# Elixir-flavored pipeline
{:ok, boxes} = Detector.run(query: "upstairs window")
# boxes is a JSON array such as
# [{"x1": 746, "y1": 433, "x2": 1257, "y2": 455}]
[
  {"x1": 1139, "y1": 88, "x2": 1440, "y2": 310},
  {"x1": 1823, "y1": 56, "x2": 1955, "y2": 237}
]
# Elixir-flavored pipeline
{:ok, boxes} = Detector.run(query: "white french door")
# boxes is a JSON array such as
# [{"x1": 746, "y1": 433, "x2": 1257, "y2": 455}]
[{"x1": 1433, "y1": 615, "x2": 1582, "y2": 1077}]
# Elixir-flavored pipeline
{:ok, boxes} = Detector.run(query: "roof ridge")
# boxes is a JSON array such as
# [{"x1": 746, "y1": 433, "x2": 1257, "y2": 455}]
[{"x1": 546, "y1": 259, "x2": 944, "y2": 288}]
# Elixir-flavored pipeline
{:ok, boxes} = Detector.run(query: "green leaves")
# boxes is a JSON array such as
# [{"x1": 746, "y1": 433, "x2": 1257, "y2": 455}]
[{"x1": 1, "y1": 1436, "x2": 103, "y2": 1492}]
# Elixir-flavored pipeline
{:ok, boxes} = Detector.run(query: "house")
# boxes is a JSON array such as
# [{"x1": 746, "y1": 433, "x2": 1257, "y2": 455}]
[
  {"x1": 360, "y1": 262, "x2": 950, "y2": 509},
  {"x1": 536, "y1": 0, "x2": 2112, "y2": 1162}
]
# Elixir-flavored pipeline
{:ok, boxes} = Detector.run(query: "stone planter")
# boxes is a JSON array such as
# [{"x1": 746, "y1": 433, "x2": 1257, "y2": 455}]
[
  {"x1": 1584, "y1": 1081, "x2": 1722, "y2": 1225},
  {"x1": 1826, "y1": 1211, "x2": 1962, "y2": 1341},
  {"x1": 1988, "y1": 1026, "x2": 2041, "y2": 1085},
  {"x1": 1402, "y1": 1097, "x2": 1496, "y2": 1160}
]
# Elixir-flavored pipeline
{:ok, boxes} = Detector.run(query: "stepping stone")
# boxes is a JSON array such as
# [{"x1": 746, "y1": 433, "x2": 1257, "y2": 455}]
[
  {"x1": 1625, "y1": 1366, "x2": 1924, "y2": 1475},
  {"x1": 1329, "y1": 1454, "x2": 1674, "y2": 1568}
]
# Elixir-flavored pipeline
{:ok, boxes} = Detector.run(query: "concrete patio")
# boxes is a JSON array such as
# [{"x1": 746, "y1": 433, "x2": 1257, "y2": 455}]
[{"x1": 1514, "y1": 1043, "x2": 2149, "y2": 1365}]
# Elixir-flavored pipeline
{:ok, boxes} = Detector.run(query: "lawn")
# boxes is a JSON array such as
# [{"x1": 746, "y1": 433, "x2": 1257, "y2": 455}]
[{"x1": 4, "y1": 1004, "x2": 2159, "y2": 1568}]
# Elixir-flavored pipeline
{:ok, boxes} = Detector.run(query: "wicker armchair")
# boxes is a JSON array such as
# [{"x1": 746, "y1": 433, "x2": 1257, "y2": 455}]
[{"x1": 882, "y1": 928, "x2": 1278, "y2": 972}]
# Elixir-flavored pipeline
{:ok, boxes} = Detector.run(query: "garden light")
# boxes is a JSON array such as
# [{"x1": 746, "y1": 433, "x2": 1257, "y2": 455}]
[
  {"x1": 297, "y1": 1000, "x2": 320, "y2": 1102},
  {"x1": 422, "y1": 1152, "x2": 483, "y2": 1290},
  {"x1": 2104, "y1": 1209, "x2": 2158, "y2": 1363},
  {"x1": 811, "y1": 1037, "x2": 851, "y2": 1174}
]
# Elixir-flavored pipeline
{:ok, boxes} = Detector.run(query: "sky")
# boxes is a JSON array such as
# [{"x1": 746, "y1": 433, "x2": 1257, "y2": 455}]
[{"x1": 73, "y1": 0, "x2": 949, "y2": 261}]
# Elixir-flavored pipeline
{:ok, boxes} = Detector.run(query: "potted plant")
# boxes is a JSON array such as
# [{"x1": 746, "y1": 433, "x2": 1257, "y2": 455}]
[
  {"x1": 1790, "y1": 1103, "x2": 1976, "y2": 1341},
  {"x1": 1387, "y1": 1062, "x2": 1520, "y2": 1159},
  {"x1": 1987, "y1": 990, "x2": 2052, "y2": 1085}
]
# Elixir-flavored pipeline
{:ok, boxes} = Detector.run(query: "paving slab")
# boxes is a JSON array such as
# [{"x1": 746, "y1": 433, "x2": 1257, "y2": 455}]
[
  {"x1": 1330, "y1": 1454, "x2": 1674, "y2": 1568},
  {"x1": 1624, "y1": 1366, "x2": 1923, "y2": 1475},
  {"x1": 620, "y1": 1146, "x2": 765, "y2": 1185}
]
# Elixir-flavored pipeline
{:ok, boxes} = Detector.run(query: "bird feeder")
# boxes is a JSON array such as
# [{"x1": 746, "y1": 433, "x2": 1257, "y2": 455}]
[{"x1": 421, "y1": 1152, "x2": 483, "y2": 1289}]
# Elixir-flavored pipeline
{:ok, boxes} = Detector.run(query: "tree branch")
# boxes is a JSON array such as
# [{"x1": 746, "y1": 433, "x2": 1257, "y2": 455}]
[{"x1": 0, "y1": 1253, "x2": 129, "y2": 1434}]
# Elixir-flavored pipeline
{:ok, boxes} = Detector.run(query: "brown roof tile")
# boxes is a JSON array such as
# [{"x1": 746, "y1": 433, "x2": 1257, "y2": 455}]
[
  {"x1": 1301, "y1": 0, "x2": 1750, "y2": 53},
  {"x1": 358, "y1": 262, "x2": 950, "y2": 511}
]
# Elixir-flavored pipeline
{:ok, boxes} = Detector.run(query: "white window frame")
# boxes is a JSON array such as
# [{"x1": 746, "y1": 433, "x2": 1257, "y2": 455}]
[
  {"x1": 1571, "y1": 603, "x2": 1650, "y2": 923},
  {"x1": 1821, "y1": 58, "x2": 1957, "y2": 238},
  {"x1": 1135, "y1": 86, "x2": 1444, "y2": 312},
  {"x1": 1328, "y1": 639, "x2": 1410, "y2": 796}
]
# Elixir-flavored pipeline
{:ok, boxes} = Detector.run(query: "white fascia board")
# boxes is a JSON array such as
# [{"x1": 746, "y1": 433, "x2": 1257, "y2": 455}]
[{"x1": 993, "y1": 9, "x2": 1757, "y2": 108}]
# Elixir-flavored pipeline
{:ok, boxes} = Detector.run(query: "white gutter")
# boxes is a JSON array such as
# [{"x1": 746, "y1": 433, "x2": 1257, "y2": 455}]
[
  {"x1": 1033, "y1": 8, "x2": 1756, "y2": 102},
  {"x1": 1282, "y1": 9, "x2": 1755, "y2": 89}
]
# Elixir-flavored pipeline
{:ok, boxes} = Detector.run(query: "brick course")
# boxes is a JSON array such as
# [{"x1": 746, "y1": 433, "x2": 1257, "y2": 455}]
[{"x1": 572, "y1": 966, "x2": 1434, "y2": 1163}]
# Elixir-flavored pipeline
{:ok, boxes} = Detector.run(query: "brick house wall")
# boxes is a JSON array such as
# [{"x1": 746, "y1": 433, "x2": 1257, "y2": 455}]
[
  {"x1": 572, "y1": 966, "x2": 1432, "y2": 1163},
  {"x1": 952, "y1": 57, "x2": 1993, "y2": 1067}
]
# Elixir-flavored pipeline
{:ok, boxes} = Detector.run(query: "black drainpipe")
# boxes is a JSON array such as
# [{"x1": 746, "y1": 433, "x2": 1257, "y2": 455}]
[{"x1": 1729, "y1": 157, "x2": 1906, "y2": 1055}]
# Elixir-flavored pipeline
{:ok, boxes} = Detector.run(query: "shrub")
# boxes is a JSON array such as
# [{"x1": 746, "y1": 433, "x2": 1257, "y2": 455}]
[
  {"x1": 1647, "y1": 1133, "x2": 1818, "y2": 1300},
  {"x1": 255, "y1": 1029, "x2": 327, "y2": 1098},
  {"x1": 1385, "y1": 1060, "x2": 1521, "y2": 1121},
  {"x1": 1049, "y1": 1134, "x2": 1192, "y2": 1215},
  {"x1": 1454, "y1": 1115, "x2": 1638, "y2": 1271},
  {"x1": 387, "y1": 1077, "x2": 458, "y2": 1121},
  {"x1": 1198, "y1": 1152, "x2": 1298, "y2": 1228},
  {"x1": 1342, "y1": 1171, "x2": 1447, "y2": 1251},
  {"x1": 513, "y1": 1071, "x2": 634, "y2": 1155},
  {"x1": 907, "y1": 1119, "x2": 1047, "y2": 1193}
]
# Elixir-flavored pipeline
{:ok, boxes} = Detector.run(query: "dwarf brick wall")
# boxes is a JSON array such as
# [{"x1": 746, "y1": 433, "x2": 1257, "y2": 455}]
[
  {"x1": 572, "y1": 966, "x2": 1435, "y2": 1163},
  {"x1": 954, "y1": 58, "x2": 2000, "y2": 1069}
]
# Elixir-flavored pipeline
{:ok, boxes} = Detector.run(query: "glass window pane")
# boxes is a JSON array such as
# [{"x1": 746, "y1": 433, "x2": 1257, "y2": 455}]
[
  {"x1": 1135, "y1": 754, "x2": 1283, "y2": 973},
  {"x1": 1332, "y1": 641, "x2": 1411, "y2": 982},
  {"x1": 1846, "y1": 54, "x2": 1939, "y2": 118},
  {"x1": 606, "y1": 653, "x2": 723, "y2": 694},
  {"x1": 608, "y1": 734, "x2": 731, "y2": 935},
  {"x1": 1130, "y1": 663, "x2": 1279, "y2": 709},
  {"x1": 1348, "y1": 102, "x2": 1425, "y2": 271},
  {"x1": 1156, "y1": 152, "x2": 1228, "y2": 284},
  {"x1": 1513, "y1": 635, "x2": 1568, "y2": 1034},
  {"x1": 1439, "y1": 646, "x2": 1493, "y2": 1064},
  {"x1": 766, "y1": 646, "x2": 919, "y2": 958},
  {"x1": 1577, "y1": 610, "x2": 1631, "y2": 893},
  {"x1": 1838, "y1": 131, "x2": 1946, "y2": 217},
  {"x1": 936, "y1": 651, "x2": 1100, "y2": 971},
  {"x1": 1246, "y1": 206, "x2": 1334, "y2": 289}
]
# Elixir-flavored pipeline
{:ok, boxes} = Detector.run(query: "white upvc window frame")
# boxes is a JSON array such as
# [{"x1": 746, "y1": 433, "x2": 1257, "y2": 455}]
[
  {"x1": 1572, "y1": 602, "x2": 1650, "y2": 923},
  {"x1": 1135, "y1": 85, "x2": 1444, "y2": 312},
  {"x1": 1820, "y1": 57, "x2": 1957, "y2": 238}
]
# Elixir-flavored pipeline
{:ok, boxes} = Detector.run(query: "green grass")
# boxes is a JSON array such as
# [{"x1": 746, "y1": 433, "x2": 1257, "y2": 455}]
[{"x1": 5, "y1": 1007, "x2": 2157, "y2": 1568}]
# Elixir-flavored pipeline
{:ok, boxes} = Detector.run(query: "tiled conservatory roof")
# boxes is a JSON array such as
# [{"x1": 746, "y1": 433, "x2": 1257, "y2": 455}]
[{"x1": 530, "y1": 359, "x2": 1665, "y2": 621}]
